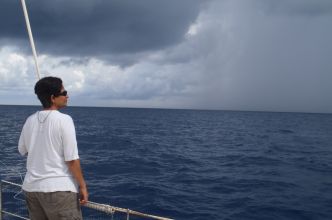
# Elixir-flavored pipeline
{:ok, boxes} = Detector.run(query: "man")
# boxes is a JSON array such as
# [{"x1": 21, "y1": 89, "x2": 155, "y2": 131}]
[{"x1": 18, "y1": 76, "x2": 88, "y2": 220}]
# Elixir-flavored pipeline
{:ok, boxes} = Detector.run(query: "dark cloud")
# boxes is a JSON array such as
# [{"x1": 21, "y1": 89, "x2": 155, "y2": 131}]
[
  {"x1": 195, "y1": 0, "x2": 332, "y2": 113},
  {"x1": 261, "y1": 0, "x2": 332, "y2": 17},
  {"x1": 0, "y1": 0, "x2": 204, "y2": 59},
  {"x1": 1, "y1": 0, "x2": 331, "y2": 113}
]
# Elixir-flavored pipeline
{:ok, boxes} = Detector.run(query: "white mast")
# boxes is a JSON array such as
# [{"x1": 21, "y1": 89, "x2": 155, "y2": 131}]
[{"x1": 20, "y1": 0, "x2": 41, "y2": 80}]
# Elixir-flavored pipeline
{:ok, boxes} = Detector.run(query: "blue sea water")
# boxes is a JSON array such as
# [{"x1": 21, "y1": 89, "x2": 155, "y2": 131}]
[{"x1": 0, "y1": 105, "x2": 332, "y2": 220}]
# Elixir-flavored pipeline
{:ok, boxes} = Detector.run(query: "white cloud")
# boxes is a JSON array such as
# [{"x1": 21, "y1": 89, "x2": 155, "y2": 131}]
[
  {"x1": 0, "y1": 45, "x2": 201, "y2": 108},
  {"x1": 0, "y1": 46, "x2": 33, "y2": 90}
]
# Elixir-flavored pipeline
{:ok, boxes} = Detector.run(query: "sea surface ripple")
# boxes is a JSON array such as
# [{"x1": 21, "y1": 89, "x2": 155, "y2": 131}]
[{"x1": 0, "y1": 105, "x2": 331, "y2": 220}]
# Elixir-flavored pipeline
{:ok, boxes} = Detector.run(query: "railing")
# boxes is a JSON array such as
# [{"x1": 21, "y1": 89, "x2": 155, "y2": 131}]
[
  {"x1": 0, "y1": 180, "x2": 173, "y2": 220},
  {"x1": 0, "y1": 180, "x2": 28, "y2": 220}
]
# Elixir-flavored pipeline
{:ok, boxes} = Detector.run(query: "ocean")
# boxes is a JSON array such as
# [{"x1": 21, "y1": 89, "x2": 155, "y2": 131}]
[{"x1": 0, "y1": 105, "x2": 331, "y2": 220}]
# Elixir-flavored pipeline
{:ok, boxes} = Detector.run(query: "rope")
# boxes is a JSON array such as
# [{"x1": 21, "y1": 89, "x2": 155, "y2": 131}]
[
  {"x1": 1, "y1": 180, "x2": 22, "y2": 188},
  {"x1": 1, "y1": 210, "x2": 30, "y2": 220},
  {"x1": 20, "y1": 0, "x2": 41, "y2": 80},
  {"x1": 84, "y1": 201, "x2": 174, "y2": 220}
]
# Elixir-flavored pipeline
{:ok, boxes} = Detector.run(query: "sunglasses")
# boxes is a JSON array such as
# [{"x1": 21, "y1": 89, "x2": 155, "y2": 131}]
[{"x1": 54, "y1": 90, "x2": 68, "y2": 97}]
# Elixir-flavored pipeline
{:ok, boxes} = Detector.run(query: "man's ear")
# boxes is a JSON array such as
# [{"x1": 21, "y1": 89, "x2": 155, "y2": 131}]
[{"x1": 50, "y1": 95, "x2": 55, "y2": 104}]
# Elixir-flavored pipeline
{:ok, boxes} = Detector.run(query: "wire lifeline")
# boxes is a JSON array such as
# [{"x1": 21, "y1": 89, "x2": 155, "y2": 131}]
[
  {"x1": 0, "y1": 161, "x2": 24, "y2": 184},
  {"x1": 0, "y1": 161, "x2": 25, "y2": 202},
  {"x1": 1, "y1": 181, "x2": 174, "y2": 220},
  {"x1": 20, "y1": 0, "x2": 41, "y2": 80}
]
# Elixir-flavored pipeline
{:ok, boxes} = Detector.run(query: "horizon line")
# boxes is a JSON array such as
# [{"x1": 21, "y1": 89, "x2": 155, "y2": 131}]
[{"x1": 0, "y1": 103, "x2": 331, "y2": 115}]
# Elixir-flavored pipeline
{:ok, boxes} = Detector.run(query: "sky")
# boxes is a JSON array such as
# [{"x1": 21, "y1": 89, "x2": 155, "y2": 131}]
[{"x1": 0, "y1": 0, "x2": 331, "y2": 113}]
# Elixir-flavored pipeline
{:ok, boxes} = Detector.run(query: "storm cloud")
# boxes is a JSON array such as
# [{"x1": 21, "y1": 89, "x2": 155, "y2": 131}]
[
  {"x1": 0, "y1": 0, "x2": 331, "y2": 113},
  {"x1": 0, "y1": 0, "x2": 204, "y2": 58}
]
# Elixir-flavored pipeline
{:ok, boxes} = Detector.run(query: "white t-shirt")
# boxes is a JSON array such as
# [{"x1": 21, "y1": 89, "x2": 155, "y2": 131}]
[{"x1": 18, "y1": 110, "x2": 79, "y2": 193}]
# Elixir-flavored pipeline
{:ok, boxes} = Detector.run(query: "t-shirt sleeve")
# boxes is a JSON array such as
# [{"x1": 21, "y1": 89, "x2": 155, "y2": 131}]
[
  {"x1": 61, "y1": 116, "x2": 79, "y2": 161},
  {"x1": 18, "y1": 123, "x2": 28, "y2": 156}
]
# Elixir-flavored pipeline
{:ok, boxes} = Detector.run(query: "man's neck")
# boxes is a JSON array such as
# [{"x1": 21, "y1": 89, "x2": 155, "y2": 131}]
[{"x1": 43, "y1": 106, "x2": 59, "y2": 111}]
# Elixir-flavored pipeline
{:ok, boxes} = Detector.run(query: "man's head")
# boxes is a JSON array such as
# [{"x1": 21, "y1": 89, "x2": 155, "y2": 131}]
[{"x1": 34, "y1": 76, "x2": 68, "y2": 109}]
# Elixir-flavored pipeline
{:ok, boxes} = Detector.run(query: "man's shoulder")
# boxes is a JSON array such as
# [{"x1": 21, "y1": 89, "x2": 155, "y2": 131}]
[
  {"x1": 25, "y1": 112, "x2": 37, "y2": 122},
  {"x1": 54, "y1": 111, "x2": 73, "y2": 122}
]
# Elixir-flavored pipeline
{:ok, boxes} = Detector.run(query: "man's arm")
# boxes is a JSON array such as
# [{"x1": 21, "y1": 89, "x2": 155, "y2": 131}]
[
  {"x1": 18, "y1": 125, "x2": 28, "y2": 156},
  {"x1": 66, "y1": 159, "x2": 88, "y2": 204}
]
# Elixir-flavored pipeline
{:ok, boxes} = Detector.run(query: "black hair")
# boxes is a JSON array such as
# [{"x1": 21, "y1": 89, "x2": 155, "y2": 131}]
[{"x1": 34, "y1": 76, "x2": 63, "y2": 108}]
